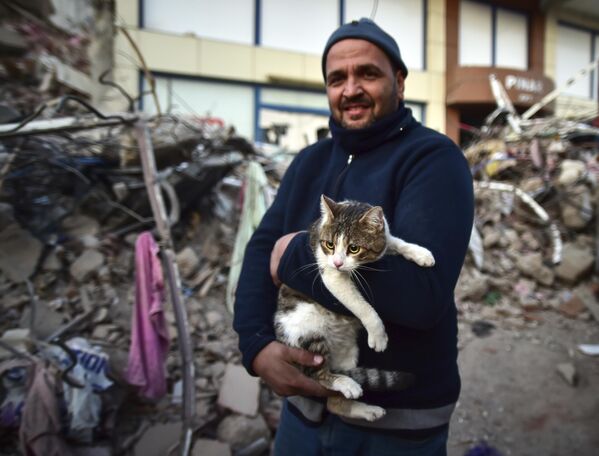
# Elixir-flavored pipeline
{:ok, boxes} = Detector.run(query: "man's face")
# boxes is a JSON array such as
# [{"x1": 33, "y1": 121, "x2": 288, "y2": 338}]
[{"x1": 325, "y1": 39, "x2": 405, "y2": 130}]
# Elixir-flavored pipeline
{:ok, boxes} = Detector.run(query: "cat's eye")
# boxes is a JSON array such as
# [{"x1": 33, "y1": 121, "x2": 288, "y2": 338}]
[
  {"x1": 323, "y1": 240, "x2": 334, "y2": 251},
  {"x1": 348, "y1": 244, "x2": 361, "y2": 254}
]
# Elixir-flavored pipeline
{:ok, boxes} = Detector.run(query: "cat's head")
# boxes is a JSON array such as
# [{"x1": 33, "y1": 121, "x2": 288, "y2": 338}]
[{"x1": 314, "y1": 195, "x2": 387, "y2": 272}]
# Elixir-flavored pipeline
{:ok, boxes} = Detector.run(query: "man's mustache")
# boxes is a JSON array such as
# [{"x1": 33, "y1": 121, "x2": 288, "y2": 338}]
[{"x1": 340, "y1": 96, "x2": 372, "y2": 109}]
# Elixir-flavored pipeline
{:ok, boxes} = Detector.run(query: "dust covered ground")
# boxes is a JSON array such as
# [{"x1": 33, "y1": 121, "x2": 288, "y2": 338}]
[{"x1": 449, "y1": 310, "x2": 599, "y2": 456}]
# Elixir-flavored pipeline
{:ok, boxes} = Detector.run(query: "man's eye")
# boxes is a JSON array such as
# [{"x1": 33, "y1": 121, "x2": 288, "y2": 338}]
[
  {"x1": 323, "y1": 240, "x2": 335, "y2": 251},
  {"x1": 348, "y1": 244, "x2": 361, "y2": 254}
]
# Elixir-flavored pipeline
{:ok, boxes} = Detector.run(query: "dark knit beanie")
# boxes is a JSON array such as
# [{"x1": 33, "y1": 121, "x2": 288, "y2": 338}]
[{"x1": 321, "y1": 18, "x2": 408, "y2": 80}]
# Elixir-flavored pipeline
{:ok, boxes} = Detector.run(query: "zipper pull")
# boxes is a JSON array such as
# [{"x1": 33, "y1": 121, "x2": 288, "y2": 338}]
[{"x1": 347, "y1": 154, "x2": 353, "y2": 165}]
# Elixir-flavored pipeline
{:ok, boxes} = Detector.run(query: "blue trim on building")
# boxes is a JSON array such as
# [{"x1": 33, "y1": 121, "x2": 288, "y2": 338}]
[
  {"x1": 150, "y1": 70, "x2": 327, "y2": 95},
  {"x1": 419, "y1": 102, "x2": 427, "y2": 126},
  {"x1": 254, "y1": 86, "x2": 262, "y2": 141},
  {"x1": 138, "y1": 0, "x2": 144, "y2": 28},
  {"x1": 490, "y1": 5, "x2": 497, "y2": 66},
  {"x1": 259, "y1": 103, "x2": 330, "y2": 116},
  {"x1": 138, "y1": 70, "x2": 144, "y2": 111},
  {"x1": 422, "y1": 0, "x2": 428, "y2": 71},
  {"x1": 339, "y1": 0, "x2": 345, "y2": 26},
  {"x1": 254, "y1": 0, "x2": 262, "y2": 45},
  {"x1": 590, "y1": 34, "x2": 596, "y2": 99}
]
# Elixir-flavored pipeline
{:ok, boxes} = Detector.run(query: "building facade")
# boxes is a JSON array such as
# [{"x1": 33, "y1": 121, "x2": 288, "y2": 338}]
[{"x1": 113, "y1": 0, "x2": 599, "y2": 147}]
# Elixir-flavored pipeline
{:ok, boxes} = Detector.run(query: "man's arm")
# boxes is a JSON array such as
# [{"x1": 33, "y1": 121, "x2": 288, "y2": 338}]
[{"x1": 276, "y1": 146, "x2": 474, "y2": 329}]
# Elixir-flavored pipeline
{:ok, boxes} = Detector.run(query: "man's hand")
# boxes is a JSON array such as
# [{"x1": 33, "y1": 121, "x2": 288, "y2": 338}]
[
  {"x1": 270, "y1": 232, "x2": 301, "y2": 287},
  {"x1": 252, "y1": 341, "x2": 333, "y2": 397}
]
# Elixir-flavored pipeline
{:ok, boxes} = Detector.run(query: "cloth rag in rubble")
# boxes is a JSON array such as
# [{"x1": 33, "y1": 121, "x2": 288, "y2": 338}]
[
  {"x1": 19, "y1": 362, "x2": 73, "y2": 456},
  {"x1": 125, "y1": 231, "x2": 170, "y2": 400}
]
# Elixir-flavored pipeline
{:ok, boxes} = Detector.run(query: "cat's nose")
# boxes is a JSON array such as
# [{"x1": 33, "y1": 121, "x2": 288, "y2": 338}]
[{"x1": 333, "y1": 259, "x2": 343, "y2": 268}]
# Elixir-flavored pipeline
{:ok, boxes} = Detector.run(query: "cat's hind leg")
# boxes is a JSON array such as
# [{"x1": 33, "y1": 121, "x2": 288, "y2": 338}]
[
  {"x1": 386, "y1": 235, "x2": 435, "y2": 267},
  {"x1": 327, "y1": 396, "x2": 386, "y2": 422},
  {"x1": 300, "y1": 335, "x2": 363, "y2": 399}
]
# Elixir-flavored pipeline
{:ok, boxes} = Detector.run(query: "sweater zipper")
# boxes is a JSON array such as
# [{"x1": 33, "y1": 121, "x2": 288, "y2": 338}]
[{"x1": 333, "y1": 154, "x2": 354, "y2": 198}]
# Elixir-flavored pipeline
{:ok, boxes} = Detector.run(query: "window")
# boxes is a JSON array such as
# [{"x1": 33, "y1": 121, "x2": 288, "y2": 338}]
[
  {"x1": 459, "y1": 0, "x2": 528, "y2": 70},
  {"x1": 555, "y1": 23, "x2": 598, "y2": 100},
  {"x1": 143, "y1": 76, "x2": 255, "y2": 139},
  {"x1": 345, "y1": 0, "x2": 425, "y2": 71},
  {"x1": 261, "y1": 0, "x2": 338, "y2": 54},
  {"x1": 143, "y1": 0, "x2": 254, "y2": 45}
]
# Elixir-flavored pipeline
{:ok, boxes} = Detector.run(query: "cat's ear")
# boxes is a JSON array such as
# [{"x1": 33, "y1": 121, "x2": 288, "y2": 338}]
[
  {"x1": 359, "y1": 206, "x2": 384, "y2": 229},
  {"x1": 320, "y1": 194, "x2": 336, "y2": 223}
]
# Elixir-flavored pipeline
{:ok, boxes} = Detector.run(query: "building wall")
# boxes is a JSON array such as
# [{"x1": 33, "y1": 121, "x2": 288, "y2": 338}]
[
  {"x1": 113, "y1": 1, "x2": 599, "y2": 147},
  {"x1": 112, "y1": 0, "x2": 446, "y2": 146}
]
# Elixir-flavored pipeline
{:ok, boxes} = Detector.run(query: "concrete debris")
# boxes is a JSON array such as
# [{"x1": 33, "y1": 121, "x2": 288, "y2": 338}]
[
  {"x1": 133, "y1": 421, "x2": 183, "y2": 456},
  {"x1": 20, "y1": 300, "x2": 64, "y2": 340},
  {"x1": 217, "y1": 363, "x2": 260, "y2": 417},
  {"x1": 69, "y1": 249, "x2": 105, "y2": 282},
  {"x1": 554, "y1": 243, "x2": 595, "y2": 284},
  {"x1": 558, "y1": 295, "x2": 586, "y2": 318},
  {"x1": 176, "y1": 246, "x2": 200, "y2": 279},
  {"x1": 555, "y1": 362, "x2": 578, "y2": 386},
  {"x1": 516, "y1": 253, "x2": 555, "y2": 286},
  {"x1": 0, "y1": 223, "x2": 43, "y2": 283},
  {"x1": 192, "y1": 438, "x2": 231, "y2": 456},
  {"x1": 216, "y1": 414, "x2": 270, "y2": 451}
]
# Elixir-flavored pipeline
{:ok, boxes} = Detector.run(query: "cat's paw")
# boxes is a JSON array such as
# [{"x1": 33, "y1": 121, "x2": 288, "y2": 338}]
[
  {"x1": 332, "y1": 377, "x2": 363, "y2": 399},
  {"x1": 367, "y1": 327, "x2": 388, "y2": 352},
  {"x1": 353, "y1": 403, "x2": 386, "y2": 421},
  {"x1": 406, "y1": 246, "x2": 435, "y2": 267}
]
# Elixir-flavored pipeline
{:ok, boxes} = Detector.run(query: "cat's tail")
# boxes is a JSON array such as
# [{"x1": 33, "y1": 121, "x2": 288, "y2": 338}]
[{"x1": 338, "y1": 368, "x2": 415, "y2": 392}]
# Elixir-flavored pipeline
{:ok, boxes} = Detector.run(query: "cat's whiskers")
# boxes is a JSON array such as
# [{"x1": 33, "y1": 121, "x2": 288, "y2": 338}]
[
  {"x1": 357, "y1": 265, "x2": 390, "y2": 273},
  {"x1": 350, "y1": 269, "x2": 375, "y2": 302},
  {"x1": 291, "y1": 262, "x2": 321, "y2": 279}
]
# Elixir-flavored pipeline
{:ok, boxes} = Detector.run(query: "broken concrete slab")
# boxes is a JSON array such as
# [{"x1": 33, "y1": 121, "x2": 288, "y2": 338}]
[
  {"x1": 70, "y1": 249, "x2": 105, "y2": 282},
  {"x1": 176, "y1": 246, "x2": 200, "y2": 279},
  {"x1": 20, "y1": 301, "x2": 64, "y2": 340},
  {"x1": 217, "y1": 363, "x2": 260, "y2": 416},
  {"x1": 516, "y1": 252, "x2": 554, "y2": 286},
  {"x1": 61, "y1": 214, "x2": 100, "y2": 238},
  {"x1": 0, "y1": 223, "x2": 43, "y2": 283},
  {"x1": 133, "y1": 421, "x2": 182, "y2": 456},
  {"x1": 555, "y1": 243, "x2": 594, "y2": 284},
  {"x1": 192, "y1": 438, "x2": 231, "y2": 456},
  {"x1": 0, "y1": 328, "x2": 33, "y2": 359},
  {"x1": 558, "y1": 295, "x2": 586, "y2": 319},
  {"x1": 216, "y1": 414, "x2": 270, "y2": 451},
  {"x1": 556, "y1": 362, "x2": 578, "y2": 387}
]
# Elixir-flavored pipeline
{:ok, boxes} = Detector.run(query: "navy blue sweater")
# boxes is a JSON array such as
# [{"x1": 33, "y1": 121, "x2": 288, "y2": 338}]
[{"x1": 233, "y1": 105, "x2": 473, "y2": 422}]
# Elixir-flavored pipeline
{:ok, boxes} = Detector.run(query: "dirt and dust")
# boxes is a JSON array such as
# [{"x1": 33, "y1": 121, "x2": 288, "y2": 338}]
[{"x1": 449, "y1": 311, "x2": 599, "y2": 456}]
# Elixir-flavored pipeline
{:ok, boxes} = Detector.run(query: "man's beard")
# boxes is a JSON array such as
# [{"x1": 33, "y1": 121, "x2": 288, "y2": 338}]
[{"x1": 337, "y1": 81, "x2": 398, "y2": 130}]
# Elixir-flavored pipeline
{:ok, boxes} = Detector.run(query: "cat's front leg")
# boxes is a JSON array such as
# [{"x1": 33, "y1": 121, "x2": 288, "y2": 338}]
[
  {"x1": 386, "y1": 235, "x2": 435, "y2": 267},
  {"x1": 321, "y1": 269, "x2": 388, "y2": 352},
  {"x1": 362, "y1": 313, "x2": 388, "y2": 352}
]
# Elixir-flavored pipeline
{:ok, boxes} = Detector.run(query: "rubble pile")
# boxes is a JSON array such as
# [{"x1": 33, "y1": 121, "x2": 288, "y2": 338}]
[
  {"x1": 456, "y1": 116, "x2": 599, "y2": 350},
  {"x1": 0, "y1": 107, "x2": 287, "y2": 455}
]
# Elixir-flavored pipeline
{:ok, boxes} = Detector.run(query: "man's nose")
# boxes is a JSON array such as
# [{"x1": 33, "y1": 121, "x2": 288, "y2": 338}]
[{"x1": 343, "y1": 76, "x2": 363, "y2": 97}]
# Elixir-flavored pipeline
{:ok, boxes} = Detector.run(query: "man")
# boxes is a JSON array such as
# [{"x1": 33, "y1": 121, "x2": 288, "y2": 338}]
[{"x1": 233, "y1": 18, "x2": 474, "y2": 455}]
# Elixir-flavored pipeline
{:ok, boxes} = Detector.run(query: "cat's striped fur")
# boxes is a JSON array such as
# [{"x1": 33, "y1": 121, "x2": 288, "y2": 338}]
[{"x1": 274, "y1": 195, "x2": 435, "y2": 421}]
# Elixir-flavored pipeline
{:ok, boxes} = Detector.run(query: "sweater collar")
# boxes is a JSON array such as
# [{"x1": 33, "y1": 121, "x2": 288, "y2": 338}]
[{"x1": 329, "y1": 103, "x2": 414, "y2": 155}]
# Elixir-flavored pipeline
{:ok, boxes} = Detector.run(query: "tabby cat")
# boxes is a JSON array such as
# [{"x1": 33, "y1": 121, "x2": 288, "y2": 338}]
[{"x1": 274, "y1": 195, "x2": 435, "y2": 421}]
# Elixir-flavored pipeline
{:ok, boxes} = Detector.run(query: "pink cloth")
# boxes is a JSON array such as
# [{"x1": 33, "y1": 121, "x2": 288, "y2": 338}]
[{"x1": 125, "y1": 231, "x2": 169, "y2": 400}]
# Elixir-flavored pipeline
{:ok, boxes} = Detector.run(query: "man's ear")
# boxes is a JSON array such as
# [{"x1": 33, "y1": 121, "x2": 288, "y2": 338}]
[{"x1": 396, "y1": 72, "x2": 405, "y2": 102}]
